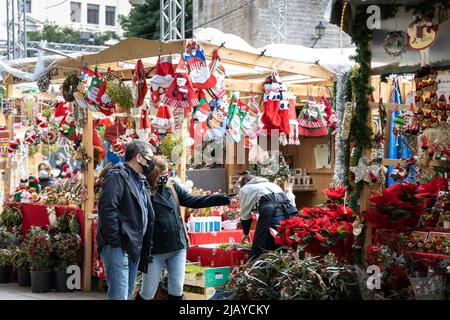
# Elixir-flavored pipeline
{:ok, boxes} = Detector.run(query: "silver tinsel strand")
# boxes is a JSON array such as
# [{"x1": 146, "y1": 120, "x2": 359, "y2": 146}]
[{"x1": 333, "y1": 70, "x2": 350, "y2": 185}]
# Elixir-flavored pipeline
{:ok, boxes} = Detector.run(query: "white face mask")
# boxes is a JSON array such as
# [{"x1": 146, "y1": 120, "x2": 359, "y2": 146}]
[
  {"x1": 39, "y1": 170, "x2": 48, "y2": 178},
  {"x1": 55, "y1": 160, "x2": 62, "y2": 166}
]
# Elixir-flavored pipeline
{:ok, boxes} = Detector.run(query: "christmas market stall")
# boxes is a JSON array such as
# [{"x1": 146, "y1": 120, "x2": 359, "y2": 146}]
[{"x1": 0, "y1": 35, "x2": 344, "y2": 298}]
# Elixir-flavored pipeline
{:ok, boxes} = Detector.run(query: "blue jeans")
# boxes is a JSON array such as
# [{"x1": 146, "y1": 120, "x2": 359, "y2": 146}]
[
  {"x1": 100, "y1": 245, "x2": 139, "y2": 300},
  {"x1": 140, "y1": 249, "x2": 186, "y2": 299}
]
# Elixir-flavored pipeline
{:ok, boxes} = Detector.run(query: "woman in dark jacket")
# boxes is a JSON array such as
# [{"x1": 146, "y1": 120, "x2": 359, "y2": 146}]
[
  {"x1": 37, "y1": 162, "x2": 56, "y2": 190},
  {"x1": 137, "y1": 156, "x2": 231, "y2": 300}
]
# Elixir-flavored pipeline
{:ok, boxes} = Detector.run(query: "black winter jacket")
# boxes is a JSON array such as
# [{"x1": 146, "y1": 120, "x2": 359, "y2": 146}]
[
  {"x1": 96, "y1": 163, "x2": 155, "y2": 272},
  {"x1": 150, "y1": 182, "x2": 230, "y2": 255}
]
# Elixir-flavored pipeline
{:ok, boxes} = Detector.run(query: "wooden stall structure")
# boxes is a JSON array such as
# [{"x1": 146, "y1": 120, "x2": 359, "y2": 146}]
[{"x1": 2, "y1": 37, "x2": 338, "y2": 291}]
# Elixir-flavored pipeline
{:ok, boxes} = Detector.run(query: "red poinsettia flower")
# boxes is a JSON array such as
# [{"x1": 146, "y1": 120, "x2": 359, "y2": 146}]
[
  {"x1": 323, "y1": 186, "x2": 346, "y2": 201},
  {"x1": 314, "y1": 233, "x2": 325, "y2": 242},
  {"x1": 416, "y1": 177, "x2": 448, "y2": 198}
]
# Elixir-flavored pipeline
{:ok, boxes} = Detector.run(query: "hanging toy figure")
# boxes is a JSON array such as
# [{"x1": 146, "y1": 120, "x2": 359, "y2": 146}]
[
  {"x1": 136, "y1": 103, "x2": 152, "y2": 140},
  {"x1": 207, "y1": 99, "x2": 227, "y2": 140},
  {"x1": 161, "y1": 58, "x2": 199, "y2": 128},
  {"x1": 298, "y1": 100, "x2": 328, "y2": 137},
  {"x1": 149, "y1": 55, "x2": 175, "y2": 104},
  {"x1": 188, "y1": 91, "x2": 211, "y2": 147},
  {"x1": 7, "y1": 139, "x2": 21, "y2": 155},
  {"x1": 132, "y1": 59, "x2": 148, "y2": 107},
  {"x1": 261, "y1": 73, "x2": 281, "y2": 133},
  {"x1": 152, "y1": 104, "x2": 174, "y2": 134},
  {"x1": 184, "y1": 41, "x2": 217, "y2": 90},
  {"x1": 278, "y1": 84, "x2": 291, "y2": 145}
]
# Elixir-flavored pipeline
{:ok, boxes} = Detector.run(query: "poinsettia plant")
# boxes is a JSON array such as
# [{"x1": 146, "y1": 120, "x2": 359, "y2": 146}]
[
  {"x1": 364, "y1": 182, "x2": 428, "y2": 230},
  {"x1": 275, "y1": 186, "x2": 354, "y2": 258}
]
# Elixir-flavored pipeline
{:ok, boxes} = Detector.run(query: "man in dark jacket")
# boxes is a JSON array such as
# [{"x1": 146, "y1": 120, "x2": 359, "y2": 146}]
[{"x1": 97, "y1": 140, "x2": 156, "y2": 300}]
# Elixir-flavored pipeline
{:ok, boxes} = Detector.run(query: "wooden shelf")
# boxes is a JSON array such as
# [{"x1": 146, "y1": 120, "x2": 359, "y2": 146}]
[{"x1": 292, "y1": 188, "x2": 317, "y2": 192}]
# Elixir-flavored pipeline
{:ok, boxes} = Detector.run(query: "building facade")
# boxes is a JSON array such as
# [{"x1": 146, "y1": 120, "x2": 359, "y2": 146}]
[
  {"x1": 0, "y1": 0, "x2": 132, "y2": 42},
  {"x1": 192, "y1": 0, "x2": 353, "y2": 48}
]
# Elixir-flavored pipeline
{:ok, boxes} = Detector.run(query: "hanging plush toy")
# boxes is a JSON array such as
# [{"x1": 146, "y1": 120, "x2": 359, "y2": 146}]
[
  {"x1": 298, "y1": 100, "x2": 328, "y2": 137},
  {"x1": 225, "y1": 92, "x2": 247, "y2": 143},
  {"x1": 287, "y1": 92, "x2": 299, "y2": 145},
  {"x1": 278, "y1": 84, "x2": 291, "y2": 145},
  {"x1": 207, "y1": 99, "x2": 227, "y2": 140},
  {"x1": 261, "y1": 74, "x2": 282, "y2": 133},
  {"x1": 162, "y1": 58, "x2": 199, "y2": 127},
  {"x1": 110, "y1": 139, "x2": 126, "y2": 157},
  {"x1": 149, "y1": 55, "x2": 175, "y2": 104},
  {"x1": 35, "y1": 113, "x2": 48, "y2": 130},
  {"x1": 207, "y1": 48, "x2": 226, "y2": 99},
  {"x1": 188, "y1": 91, "x2": 211, "y2": 147},
  {"x1": 10, "y1": 178, "x2": 29, "y2": 202},
  {"x1": 184, "y1": 41, "x2": 217, "y2": 90},
  {"x1": 132, "y1": 59, "x2": 148, "y2": 107},
  {"x1": 96, "y1": 79, "x2": 116, "y2": 116},
  {"x1": 73, "y1": 66, "x2": 94, "y2": 110},
  {"x1": 321, "y1": 96, "x2": 337, "y2": 134},
  {"x1": 24, "y1": 129, "x2": 41, "y2": 146}
]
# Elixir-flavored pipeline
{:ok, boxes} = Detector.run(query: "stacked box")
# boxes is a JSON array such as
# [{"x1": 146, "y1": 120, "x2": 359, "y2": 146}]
[{"x1": 184, "y1": 264, "x2": 230, "y2": 300}]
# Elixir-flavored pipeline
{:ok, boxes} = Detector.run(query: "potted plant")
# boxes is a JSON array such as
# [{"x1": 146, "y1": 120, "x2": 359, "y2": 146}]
[
  {"x1": 25, "y1": 226, "x2": 53, "y2": 293},
  {"x1": 0, "y1": 249, "x2": 13, "y2": 283},
  {"x1": 51, "y1": 232, "x2": 82, "y2": 292},
  {"x1": 420, "y1": 211, "x2": 439, "y2": 228},
  {"x1": 441, "y1": 212, "x2": 450, "y2": 229},
  {"x1": 11, "y1": 246, "x2": 31, "y2": 286}
]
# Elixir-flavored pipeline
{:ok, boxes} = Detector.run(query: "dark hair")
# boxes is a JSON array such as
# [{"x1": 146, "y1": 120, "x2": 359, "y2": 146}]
[
  {"x1": 124, "y1": 140, "x2": 152, "y2": 162},
  {"x1": 146, "y1": 155, "x2": 171, "y2": 193},
  {"x1": 240, "y1": 174, "x2": 255, "y2": 188}
]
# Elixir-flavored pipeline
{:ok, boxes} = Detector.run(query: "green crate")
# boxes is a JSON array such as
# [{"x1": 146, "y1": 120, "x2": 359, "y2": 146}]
[{"x1": 185, "y1": 265, "x2": 230, "y2": 288}]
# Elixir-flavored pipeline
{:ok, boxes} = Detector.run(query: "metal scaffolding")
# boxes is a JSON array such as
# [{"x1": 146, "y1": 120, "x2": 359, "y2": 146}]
[
  {"x1": 160, "y1": 0, "x2": 186, "y2": 40},
  {"x1": 269, "y1": 0, "x2": 288, "y2": 44},
  {"x1": 6, "y1": 0, "x2": 27, "y2": 60}
]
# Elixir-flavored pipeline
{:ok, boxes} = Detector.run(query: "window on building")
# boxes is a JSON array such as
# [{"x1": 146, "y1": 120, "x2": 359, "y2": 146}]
[
  {"x1": 105, "y1": 6, "x2": 116, "y2": 26},
  {"x1": 25, "y1": 0, "x2": 32, "y2": 13},
  {"x1": 70, "y1": 2, "x2": 81, "y2": 23},
  {"x1": 87, "y1": 4, "x2": 99, "y2": 24}
]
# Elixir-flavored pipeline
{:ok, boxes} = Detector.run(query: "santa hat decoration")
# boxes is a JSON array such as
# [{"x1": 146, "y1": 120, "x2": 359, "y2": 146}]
[
  {"x1": 132, "y1": 59, "x2": 148, "y2": 107},
  {"x1": 150, "y1": 55, "x2": 175, "y2": 90},
  {"x1": 287, "y1": 93, "x2": 299, "y2": 145},
  {"x1": 161, "y1": 57, "x2": 199, "y2": 122},
  {"x1": 7, "y1": 139, "x2": 21, "y2": 155},
  {"x1": 298, "y1": 100, "x2": 328, "y2": 137},
  {"x1": 35, "y1": 114, "x2": 48, "y2": 130},
  {"x1": 61, "y1": 163, "x2": 73, "y2": 179},
  {"x1": 152, "y1": 104, "x2": 174, "y2": 133},
  {"x1": 207, "y1": 48, "x2": 226, "y2": 99},
  {"x1": 148, "y1": 126, "x2": 161, "y2": 146},
  {"x1": 184, "y1": 42, "x2": 217, "y2": 90}
]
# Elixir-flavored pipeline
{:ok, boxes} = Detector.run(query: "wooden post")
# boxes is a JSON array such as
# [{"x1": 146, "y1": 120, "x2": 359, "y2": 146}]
[{"x1": 82, "y1": 109, "x2": 94, "y2": 292}]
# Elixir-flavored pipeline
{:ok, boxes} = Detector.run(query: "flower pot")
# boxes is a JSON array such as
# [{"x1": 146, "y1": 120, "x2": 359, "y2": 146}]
[
  {"x1": 17, "y1": 268, "x2": 31, "y2": 287},
  {"x1": 0, "y1": 265, "x2": 12, "y2": 283},
  {"x1": 30, "y1": 270, "x2": 52, "y2": 293},
  {"x1": 54, "y1": 269, "x2": 73, "y2": 292}
]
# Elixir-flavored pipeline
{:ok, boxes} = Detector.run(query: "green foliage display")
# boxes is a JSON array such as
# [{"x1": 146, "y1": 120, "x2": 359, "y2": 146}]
[
  {"x1": 51, "y1": 232, "x2": 82, "y2": 271},
  {"x1": 106, "y1": 80, "x2": 134, "y2": 110},
  {"x1": 248, "y1": 154, "x2": 293, "y2": 183},
  {"x1": 160, "y1": 133, "x2": 184, "y2": 161},
  {"x1": 10, "y1": 246, "x2": 29, "y2": 270},
  {"x1": 120, "y1": 0, "x2": 193, "y2": 40},
  {"x1": 0, "y1": 205, "x2": 22, "y2": 228},
  {"x1": 0, "y1": 249, "x2": 13, "y2": 267},
  {"x1": 25, "y1": 227, "x2": 53, "y2": 271}
]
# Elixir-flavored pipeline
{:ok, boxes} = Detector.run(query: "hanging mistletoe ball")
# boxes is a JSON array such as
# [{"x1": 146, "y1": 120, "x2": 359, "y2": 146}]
[
  {"x1": 62, "y1": 74, "x2": 80, "y2": 102},
  {"x1": 383, "y1": 31, "x2": 407, "y2": 57}
]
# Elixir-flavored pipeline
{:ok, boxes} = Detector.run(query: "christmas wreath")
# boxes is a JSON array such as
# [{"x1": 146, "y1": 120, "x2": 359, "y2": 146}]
[
  {"x1": 62, "y1": 74, "x2": 80, "y2": 102},
  {"x1": 383, "y1": 31, "x2": 407, "y2": 57}
]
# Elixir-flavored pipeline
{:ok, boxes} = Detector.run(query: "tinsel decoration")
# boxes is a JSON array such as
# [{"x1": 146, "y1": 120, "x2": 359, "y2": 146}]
[
  {"x1": 333, "y1": 71, "x2": 350, "y2": 186},
  {"x1": 72, "y1": 102, "x2": 87, "y2": 129},
  {"x1": 341, "y1": 102, "x2": 354, "y2": 140}
]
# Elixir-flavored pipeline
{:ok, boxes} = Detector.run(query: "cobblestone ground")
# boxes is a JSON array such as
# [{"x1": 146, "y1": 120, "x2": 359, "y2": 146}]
[{"x1": 0, "y1": 283, "x2": 105, "y2": 300}]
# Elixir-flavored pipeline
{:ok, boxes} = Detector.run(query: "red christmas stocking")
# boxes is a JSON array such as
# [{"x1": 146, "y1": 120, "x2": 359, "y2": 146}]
[
  {"x1": 261, "y1": 100, "x2": 281, "y2": 131},
  {"x1": 279, "y1": 100, "x2": 290, "y2": 136}
]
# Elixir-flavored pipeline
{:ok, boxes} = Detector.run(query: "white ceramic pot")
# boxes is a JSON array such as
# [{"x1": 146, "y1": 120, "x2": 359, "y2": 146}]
[{"x1": 443, "y1": 220, "x2": 450, "y2": 229}]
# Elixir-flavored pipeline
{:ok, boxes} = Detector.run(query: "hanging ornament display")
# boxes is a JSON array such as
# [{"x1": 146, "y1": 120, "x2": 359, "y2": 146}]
[
  {"x1": 132, "y1": 59, "x2": 148, "y2": 107},
  {"x1": 383, "y1": 31, "x2": 407, "y2": 57},
  {"x1": 225, "y1": 92, "x2": 246, "y2": 143},
  {"x1": 241, "y1": 94, "x2": 261, "y2": 140},
  {"x1": 7, "y1": 138, "x2": 21, "y2": 155},
  {"x1": 152, "y1": 104, "x2": 174, "y2": 134},
  {"x1": 73, "y1": 66, "x2": 94, "y2": 110},
  {"x1": 149, "y1": 55, "x2": 175, "y2": 105},
  {"x1": 24, "y1": 129, "x2": 41, "y2": 146},
  {"x1": 298, "y1": 100, "x2": 328, "y2": 137},
  {"x1": 184, "y1": 41, "x2": 217, "y2": 90},
  {"x1": 278, "y1": 85, "x2": 291, "y2": 145},
  {"x1": 407, "y1": 16, "x2": 439, "y2": 51},
  {"x1": 136, "y1": 104, "x2": 152, "y2": 140},
  {"x1": 188, "y1": 90, "x2": 211, "y2": 147},
  {"x1": 321, "y1": 96, "x2": 337, "y2": 134},
  {"x1": 349, "y1": 156, "x2": 373, "y2": 184}
]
